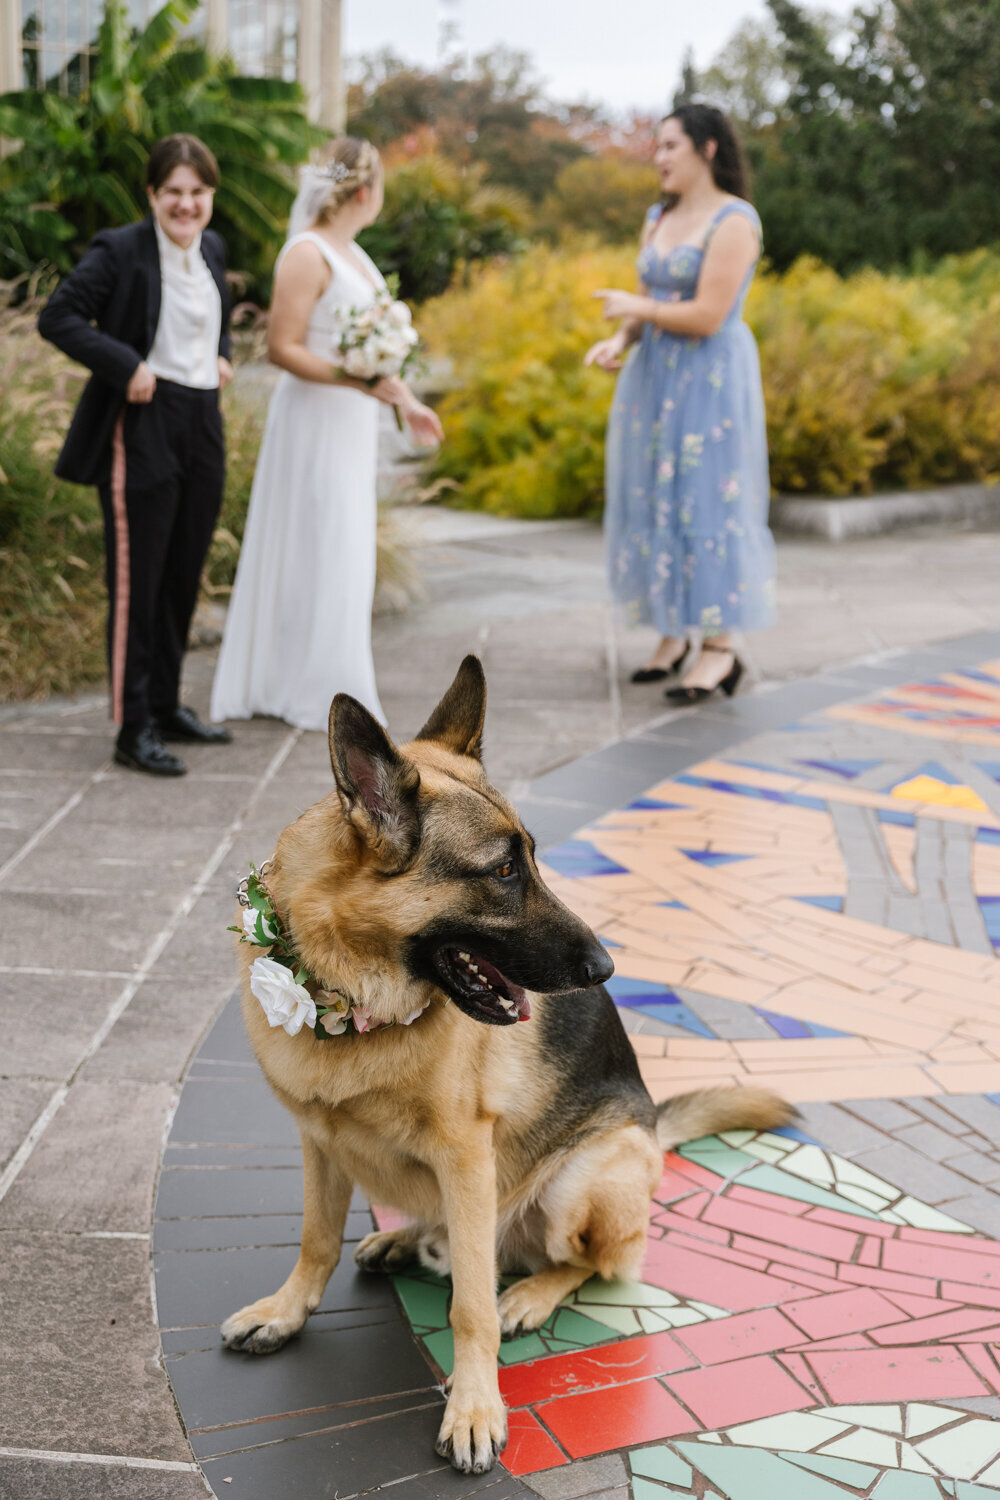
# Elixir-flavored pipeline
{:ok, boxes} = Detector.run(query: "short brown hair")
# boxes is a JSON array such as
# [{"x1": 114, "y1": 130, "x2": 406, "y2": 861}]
[{"x1": 146, "y1": 134, "x2": 220, "y2": 193}]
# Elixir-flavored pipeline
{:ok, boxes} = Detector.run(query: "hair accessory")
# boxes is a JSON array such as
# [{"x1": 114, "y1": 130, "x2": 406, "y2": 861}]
[{"x1": 320, "y1": 161, "x2": 352, "y2": 184}]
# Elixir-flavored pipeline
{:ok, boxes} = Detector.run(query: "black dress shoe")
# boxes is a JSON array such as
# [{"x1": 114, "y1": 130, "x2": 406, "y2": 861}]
[
  {"x1": 114, "y1": 725, "x2": 187, "y2": 776},
  {"x1": 630, "y1": 642, "x2": 691, "y2": 684},
  {"x1": 665, "y1": 649, "x2": 744, "y2": 705},
  {"x1": 156, "y1": 705, "x2": 233, "y2": 744}
]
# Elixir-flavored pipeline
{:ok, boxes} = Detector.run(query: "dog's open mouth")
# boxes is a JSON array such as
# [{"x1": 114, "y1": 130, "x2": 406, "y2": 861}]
[{"x1": 434, "y1": 948, "x2": 531, "y2": 1026}]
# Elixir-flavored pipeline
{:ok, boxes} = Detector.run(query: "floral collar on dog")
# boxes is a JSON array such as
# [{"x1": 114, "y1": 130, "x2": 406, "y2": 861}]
[{"x1": 231, "y1": 863, "x2": 428, "y2": 1040}]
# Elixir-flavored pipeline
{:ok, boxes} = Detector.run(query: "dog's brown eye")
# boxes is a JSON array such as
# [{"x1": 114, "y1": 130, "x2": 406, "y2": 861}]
[{"x1": 495, "y1": 861, "x2": 515, "y2": 879}]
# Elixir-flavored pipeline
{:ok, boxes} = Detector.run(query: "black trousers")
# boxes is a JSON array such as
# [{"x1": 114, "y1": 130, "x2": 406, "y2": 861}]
[{"x1": 97, "y1": 381, "x2": 224, "y2": 730}]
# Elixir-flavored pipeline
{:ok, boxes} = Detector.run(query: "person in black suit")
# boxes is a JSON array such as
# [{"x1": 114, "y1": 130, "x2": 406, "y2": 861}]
[{"x1": 39, "y1": 133, "x2": 235, "y2": 775}]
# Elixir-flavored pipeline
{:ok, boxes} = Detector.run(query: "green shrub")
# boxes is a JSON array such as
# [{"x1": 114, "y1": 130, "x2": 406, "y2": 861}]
[
  {"x1": 539, "y1": 157, "x2": 661, "y2": 244},
  {"x1": 420, "y1": 242, "x2": 1000, "y2": 513}
]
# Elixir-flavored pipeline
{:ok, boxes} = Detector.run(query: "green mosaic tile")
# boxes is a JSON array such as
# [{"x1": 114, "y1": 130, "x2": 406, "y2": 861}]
[
  {"x1": 956, "y1": 1484, "x2": 1000, "y2": 1498},
  {"x1": 421, "y1": 1327, "x2": 454, "y2": 1373},
  {"x1": 786, "y1": 1452, "x2": 879, "y2": 1486},
  {"x1": 575, "y1": 1303, "x2": 641, "y2": 1335},
  {"x1": 630, "y1": 1445, "x2": 693, "y2": 1487},
  {"x1": 875, "y1": 1477, "x2": 953, "y2": 1499},
  {"x1": 576, "y1": 1278, "x2": 678, "y2": 1307},
  {"x1": 678, "y1": 1140, "x2": 758, "y2": 1177},
  {"x1": 632, "y1": 1481, "x2": 669, "y2": 1500},
  {"x1": 735, "y1": 1162, "x2": 880, "y2": 1219},
  {"x1": 392, "y1": 1274, "x2": 450, "y2": 1330},
  {"x1": 497, "y1": 1331, "x2": 547, "y2": 1364},
  {"x1": 677, "y1": 1443, "x2": 849, "y2": 1499},
  {"x1": 549, "y1": 1307, "x2": 619, "y2": 1345}
]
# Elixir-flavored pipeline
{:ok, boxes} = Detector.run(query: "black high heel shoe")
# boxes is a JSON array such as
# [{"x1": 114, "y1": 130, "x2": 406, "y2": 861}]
[
  {"x1": 630, "y1": 641, "x2": 691, "y2": 684},
  {"x1": 664, "y1": 643, "x2": 744, "y2": 704}
]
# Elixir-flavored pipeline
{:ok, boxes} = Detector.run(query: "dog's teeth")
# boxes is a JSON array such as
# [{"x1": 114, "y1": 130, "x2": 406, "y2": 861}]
[
  {"x1": 458, "y1": 951, "x2": 471, "y2": 961},
  {"x1": 498, "y1": 997, "x2": 514, "y2": 1011},
  {"x1": 469, "y1": 963, "x2": 479, "y2": 974}
]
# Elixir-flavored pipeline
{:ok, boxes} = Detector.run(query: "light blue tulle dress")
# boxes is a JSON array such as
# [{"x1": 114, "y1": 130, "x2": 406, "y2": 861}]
[{"x1": 604, "y1": 200, "x2": 775, "y2": 636}]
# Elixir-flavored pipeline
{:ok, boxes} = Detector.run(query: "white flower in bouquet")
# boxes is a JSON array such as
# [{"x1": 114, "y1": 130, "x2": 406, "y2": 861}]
[{"x1": 331, "y1": 289, "x2": 420, "y2": 383}]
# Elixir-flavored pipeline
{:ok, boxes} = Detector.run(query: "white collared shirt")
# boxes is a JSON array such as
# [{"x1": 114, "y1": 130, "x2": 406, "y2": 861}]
[{"x1": 146, "y1": 219, "x2": 222, "y2": 389}]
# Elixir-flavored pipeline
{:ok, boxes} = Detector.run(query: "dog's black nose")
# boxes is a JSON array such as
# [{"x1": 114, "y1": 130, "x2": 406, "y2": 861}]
[{"x1": 581, "y1": 946, "x2": 615, "y2": 987}]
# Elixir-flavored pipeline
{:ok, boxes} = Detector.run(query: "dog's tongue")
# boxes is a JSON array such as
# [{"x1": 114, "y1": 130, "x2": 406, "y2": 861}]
[{"x1": 515, "y1": 993, "x2": 532, "y2": 1022}]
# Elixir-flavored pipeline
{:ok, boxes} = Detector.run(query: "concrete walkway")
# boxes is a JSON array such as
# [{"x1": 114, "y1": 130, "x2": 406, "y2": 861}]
[{"x1": 2, "y1": 510, "x2": 1000, "y2": 1498}]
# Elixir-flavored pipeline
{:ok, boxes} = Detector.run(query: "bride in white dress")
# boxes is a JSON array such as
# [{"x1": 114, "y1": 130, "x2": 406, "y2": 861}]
[{"x1": 211, "y1": 139, "x2": 442, "y2": 730}]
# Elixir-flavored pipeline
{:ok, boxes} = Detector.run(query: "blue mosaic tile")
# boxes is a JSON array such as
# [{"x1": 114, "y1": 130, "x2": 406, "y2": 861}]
[
  {"x1": 978, "y1": 827, "x2": 1000, "y2": 846},
  {"x1": 797, "y1": 757, "x2": 880, "y2": 779},
  {"x1": 980, "y1": 897, "x2": 1000, "y2": 947},
  {"x1": 680, "y1": 848, "x2": 753, "y2": 867},
  {"x1": 657, "y1": 899, "x2": 688, "y2": 909},
  {"x1": 674, "y1": 773, "x2": 828, "y2": 813},
  {"x1": 793, "y1": 895, "x2": 844, "y2": 912},
  {"x1": 975, "y1": 760, "x2": 1000, "y2": 782},
  {"x1": 541, "y1": 840, "x2": 630, "y2": 877},
  {"x1": 626, "y1": 796, "x2": 688, "y2": 811},
  {"x1": 754, "y1": 1006, "x2": 850, "y2": 1040}
]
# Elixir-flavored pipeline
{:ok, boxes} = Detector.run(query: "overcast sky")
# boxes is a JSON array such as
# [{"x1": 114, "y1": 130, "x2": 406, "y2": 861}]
[{"x1": 343, "y1": 0, "x2": 857, "y2": 115}]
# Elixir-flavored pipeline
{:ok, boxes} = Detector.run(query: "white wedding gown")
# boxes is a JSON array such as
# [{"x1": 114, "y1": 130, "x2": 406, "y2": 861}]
[{"x1": 211, "y1": 231, "x2": 386, "y2": 730}]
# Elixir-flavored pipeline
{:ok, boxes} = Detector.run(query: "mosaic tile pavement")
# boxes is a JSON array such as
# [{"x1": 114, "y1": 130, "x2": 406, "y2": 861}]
[{"x1": 156, "y1": 655, "x2": 1000, "y2": 1498}]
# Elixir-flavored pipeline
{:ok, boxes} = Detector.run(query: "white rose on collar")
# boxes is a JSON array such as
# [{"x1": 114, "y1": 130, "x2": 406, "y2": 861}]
[
  {"x1": 243, "y1": 905, "x2": 278, "y2": 945},
  {"x1": 250, "y1": 956, "x2": 316, "y2": 1037}
]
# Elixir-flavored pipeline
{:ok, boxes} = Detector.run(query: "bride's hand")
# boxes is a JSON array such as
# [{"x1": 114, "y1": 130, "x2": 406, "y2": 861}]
[
  {"x1": 403, "y1": 399, "x2": 444, "y2": 448},
  {"x1": 372, "y1": 375, "x2": 408, "y2": 406}
]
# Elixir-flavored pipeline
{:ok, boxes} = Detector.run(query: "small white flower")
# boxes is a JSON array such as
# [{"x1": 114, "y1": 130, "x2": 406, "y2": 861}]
[
  {"x1": 242, "y1": 905, "x2": 277, "y2": 945},
  {"x1": 250, "y1": 957, "x2": 317, "y2": 1037}
]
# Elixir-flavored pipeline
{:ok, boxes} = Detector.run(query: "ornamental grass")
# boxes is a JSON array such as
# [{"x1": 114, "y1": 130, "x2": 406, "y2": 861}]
[{"x1": 419, "y1": 242, "x2": 1000, "y2": 516}]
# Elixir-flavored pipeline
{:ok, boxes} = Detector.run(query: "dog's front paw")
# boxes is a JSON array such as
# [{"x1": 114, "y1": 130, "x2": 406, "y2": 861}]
[
  {"x1": 435, "y1": 1382, "x2": 507, "y2": 1474},
  {"x1": 354, "y1": 1227, "x2": 419, "y2": 1273},
  {"x1": 220, "y1": 1295, "x2": 307, "y2": 1354},
  {"x1": 498, "y1": 1277, "x2": 552, "y2": 1339}
]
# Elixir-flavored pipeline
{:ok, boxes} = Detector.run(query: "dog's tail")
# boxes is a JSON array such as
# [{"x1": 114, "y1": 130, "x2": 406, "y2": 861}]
[{"x1": 655, "y1": 1085, "x2": 794, "y2": 1154}]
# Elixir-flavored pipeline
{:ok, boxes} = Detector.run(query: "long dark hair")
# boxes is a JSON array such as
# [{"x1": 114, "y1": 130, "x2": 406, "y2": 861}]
[{"x1": 663, "y1": 103, "x2": 751, "y2": 202}]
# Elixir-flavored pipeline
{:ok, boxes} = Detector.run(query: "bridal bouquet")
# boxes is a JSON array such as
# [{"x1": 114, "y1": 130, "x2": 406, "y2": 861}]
[{"x1": 330, "y1": 288, "x2": 420, "y2": 383}]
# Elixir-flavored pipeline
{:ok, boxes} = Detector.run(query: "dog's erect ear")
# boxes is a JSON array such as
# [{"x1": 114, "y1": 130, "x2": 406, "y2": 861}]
[
  {"x1": 329, "y1": 695, "x2": 421, "y2": 870},
  {"x1": 414, "y1": 655, "x2": 486, "y2": 761}
]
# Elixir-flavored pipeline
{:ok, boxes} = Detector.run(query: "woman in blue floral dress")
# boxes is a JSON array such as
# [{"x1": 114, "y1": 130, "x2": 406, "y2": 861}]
[{"x1": 586, "y1": 104, "x2": 775, "y2": 702}]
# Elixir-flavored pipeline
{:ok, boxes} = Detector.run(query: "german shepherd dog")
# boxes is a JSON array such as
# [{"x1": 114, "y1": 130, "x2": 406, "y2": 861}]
[{"x1": 221, "y1": 657, "x2": 791, "y2": 1473}]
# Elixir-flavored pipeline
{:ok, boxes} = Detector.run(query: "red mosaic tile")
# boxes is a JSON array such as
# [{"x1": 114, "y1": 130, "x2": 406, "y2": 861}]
[
  {"x1": 789, "y1": 1335, "x2": 876, "y2": 1351},
  {"x1": 730, "y1": 1235, "x2": 839, "y2": 1280},
  {"x1": 642, "y1": 1238, "x2": 814, "y2": 1311},
  {"x1": 665, "y1": 1192, "x2": 715, "y2": 1222},
  {"x1": 652, "y1": 1205, "x2": 728, "y2": 1240},
  {"x1": 959, "y1": 1343, "x2": 1000, "y2": 1394},
  {"x1": 942, "y1": 1281, "x2": 1000, "y2": 1310},
  {"x1": 535, "y1": 1377, "x2": 697, "y2": 1458},
  {"x1": 726, "y1": 1183, "x2": 811, "y2": 1215},
  {"x1": 803, "y1": 1205, "x2": 895, "y2": 1237},
  {"x1": 663, "y1": 1230, "x2": 771, "y2": 1271},
  {"x1": 662, "y1": 1154, "x2": 726, "y2": 1192},
  {"x1": 673, "y1": 1307, "x2": 802, "y2": 1365},
  {"x1": 781, "y1": 1287, "x2": 903, "y2": 1341},
  {"x1": 702, "y1": 1196, "x2": 860, "y2": 1261},
  {"x1": 857, "y1": 1236, "x2": 883, "y2": 1267},
  {"x1": 776, "y1": 1351, "x2": 827, "y2": 1401},
  {"x1": 804, "y1": 1343, "x2": 990, "y2": 1404},
  {"x1": 882, "y1": 1239, "x2": 1000, "y2": 1289},
  {"x1": 501, "y1": 1410, "x2": 567, "y2": 1477},
  {"x1": 884, "y1": 1292, "x2": 961, "y2": 1318},
  {"x1": 767, "y1": 1264, "x2": 846, "y2": 1295},
  {"x1": 869, "y1": 1307, "x2": 1000, "y2": 1345},
  {"x1": 898, "y1": 1228, "x2": 1000, "y2": 1254},
  {"x1": 498, "y1": 1330, "x2": 694, "y2": 1408},
  {"x1": 666, "y1": 1352, "x2": 814, "y2": 1428},
  {"x1": 838, "y1": 1262, "x2": 937, "y2": 1297}
]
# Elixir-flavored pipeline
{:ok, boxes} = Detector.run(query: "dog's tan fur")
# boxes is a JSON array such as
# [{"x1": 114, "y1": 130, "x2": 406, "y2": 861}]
[{"x1": 220, "y1": 658, "x2": 792, "y2": 1474}]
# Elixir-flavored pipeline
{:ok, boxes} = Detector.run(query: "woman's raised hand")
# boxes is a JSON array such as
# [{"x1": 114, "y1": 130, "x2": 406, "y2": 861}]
[
  {"x1": 584, "y1": 332, "x2": 627, "y2": 372},
  {"x1": 593, "y1": 288, "x2": 646, "y2": 322}
]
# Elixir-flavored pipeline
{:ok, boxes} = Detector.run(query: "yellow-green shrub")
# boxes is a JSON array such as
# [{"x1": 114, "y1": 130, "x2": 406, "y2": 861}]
[{"x1": 421, "y1": 243, "x2": 1000, "y2": 513}]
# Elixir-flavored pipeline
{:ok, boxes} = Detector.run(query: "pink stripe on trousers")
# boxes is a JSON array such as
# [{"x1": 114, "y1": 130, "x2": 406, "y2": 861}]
[{"x1": 109, "y1": 412, "x2": 130, "y2": 725}]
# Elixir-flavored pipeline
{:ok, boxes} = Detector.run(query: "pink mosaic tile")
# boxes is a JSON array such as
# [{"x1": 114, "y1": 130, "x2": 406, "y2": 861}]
[
  {"x1": 781, "y1": 1287, "x2": 902, "y2": 1341},
  {"x1": 672, "y1": 1307, "x2": 802, "y2": 1365},
  {"x1": 665, "y1": 1352, "x2": 815, "y2": 1428},
  {"x1": 804, "y1": 1343, "x2": 990, "y2": 1404}
]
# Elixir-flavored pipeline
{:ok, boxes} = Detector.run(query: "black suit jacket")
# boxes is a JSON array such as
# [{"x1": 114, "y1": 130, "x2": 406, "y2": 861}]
[{"x1": 38, "y1": 217, "x2": 232, "y2": 486}]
